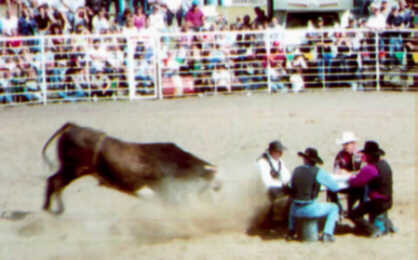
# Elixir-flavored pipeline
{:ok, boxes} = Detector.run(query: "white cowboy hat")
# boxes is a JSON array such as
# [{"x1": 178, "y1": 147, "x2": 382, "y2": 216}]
[{"x1": 336, "y1": 131, "x2": 358, "y2": 145}]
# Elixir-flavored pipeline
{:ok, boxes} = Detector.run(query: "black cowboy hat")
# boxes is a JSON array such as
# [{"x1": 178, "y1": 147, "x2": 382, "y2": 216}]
[
  {"x1": 360, "y1": 141, "x2": 385, "y2": 156},
  {"x1": 297, "y1": 147, "x2": 323, "y2": 164},
  {"x1": 268, "y1": 140, "x2": 287, "y2": 152}
]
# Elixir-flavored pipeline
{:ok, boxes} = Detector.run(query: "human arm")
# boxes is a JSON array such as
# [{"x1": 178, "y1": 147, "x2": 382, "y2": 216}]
[
  {"x1": 316, "y1": 168, "x2": 339, "y2": 193},
  {"x1": 348, "y1": 165, "x2": 378, "y2": 187}
]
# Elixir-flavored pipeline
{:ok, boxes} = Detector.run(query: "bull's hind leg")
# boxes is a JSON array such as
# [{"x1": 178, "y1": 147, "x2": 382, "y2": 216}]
[{"x1": 43, "y1": 169, "x2": 75, "y2": 215}]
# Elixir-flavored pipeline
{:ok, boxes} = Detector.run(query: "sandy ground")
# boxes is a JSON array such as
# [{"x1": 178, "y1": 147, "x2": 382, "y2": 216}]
[{"x1": 0, "y1": 90, "x2": 416, "y2": 260}]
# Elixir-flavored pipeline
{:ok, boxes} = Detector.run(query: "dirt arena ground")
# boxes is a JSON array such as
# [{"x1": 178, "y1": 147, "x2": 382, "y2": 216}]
[{"x1": 0, "y1": 90, "x2": 416, "y2": 260}]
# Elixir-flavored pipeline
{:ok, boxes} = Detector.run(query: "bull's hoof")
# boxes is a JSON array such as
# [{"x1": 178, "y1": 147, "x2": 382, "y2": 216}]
[
  {"x1": 43, "y1": 207, "x2": 64, "y2": 216},
  {"x1": 212, "y1": 180, "x2": 222, "y2": 191}
]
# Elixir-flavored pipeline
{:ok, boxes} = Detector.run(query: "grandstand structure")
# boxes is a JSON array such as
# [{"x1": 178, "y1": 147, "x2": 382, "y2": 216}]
[
  {"x1": 0, "y1": 1, "x2": 417, "y2": 105},
  {"x1": 0, "y1": 27, "x2": 417, "y2": 105}
]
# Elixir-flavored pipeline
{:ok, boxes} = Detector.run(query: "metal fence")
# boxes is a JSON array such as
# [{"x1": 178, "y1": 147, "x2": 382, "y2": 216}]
[{"x1": 0, "y1": 28, "x2": 417, "y2": 105}]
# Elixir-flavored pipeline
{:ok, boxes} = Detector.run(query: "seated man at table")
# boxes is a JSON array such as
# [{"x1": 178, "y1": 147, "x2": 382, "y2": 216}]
[
  {"x1": 287, "y1": 147, "x2": 340, "y2": 242},
  {"x1": 256, "y1": 140, "x2": 291, "y2": 228},
  {"x1": 327, "y1": 131, "x2": 364, "y2": 216},
  {"x1": 348, "y1": 141, "x2": 396, "y2": 237}
]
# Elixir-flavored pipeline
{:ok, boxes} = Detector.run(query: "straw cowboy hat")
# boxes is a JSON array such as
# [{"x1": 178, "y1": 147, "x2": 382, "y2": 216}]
[
  {"x1": 297, "y1": 147, "x2": 323, "y2": 165},
  {"x1": 336, "y1": 131, "x2": 358, "y2": 145}
]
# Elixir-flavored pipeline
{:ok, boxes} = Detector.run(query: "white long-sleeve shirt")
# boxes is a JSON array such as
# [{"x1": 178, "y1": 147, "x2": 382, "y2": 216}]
[{"x1": 257, "y1": 153, "x2": 291, "y2": 190}]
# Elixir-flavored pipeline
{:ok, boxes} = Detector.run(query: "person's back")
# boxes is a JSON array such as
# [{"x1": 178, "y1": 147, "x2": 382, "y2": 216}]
[
  {"x1": 290, "y1": 165, "x2": 320, "y2": 202},
  {"x1": 372, "y1": 159, "x2": 393, "y2": 208}
]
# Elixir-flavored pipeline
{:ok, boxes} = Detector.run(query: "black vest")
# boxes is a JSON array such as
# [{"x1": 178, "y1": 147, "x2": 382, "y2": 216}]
[
  {"x1": 370, "y1": 160, "x2": 393, "y2": 206},
  {"x1": 290, "y1": 165, "x2": 320, "y2": 201}
]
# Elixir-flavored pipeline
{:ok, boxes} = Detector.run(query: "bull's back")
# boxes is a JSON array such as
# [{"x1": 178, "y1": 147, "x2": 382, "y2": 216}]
[
  {"x1": 98, "y1": 140, "x2": 214, "y2": 187},
  {"x1": 57, "y1": 125, "x2": 105, "y2": 167}
]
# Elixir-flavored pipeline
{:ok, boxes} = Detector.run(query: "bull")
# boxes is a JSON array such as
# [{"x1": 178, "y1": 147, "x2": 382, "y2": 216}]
[{"x1": 42, "y1": 122, "x2": 219, "y2": 214}]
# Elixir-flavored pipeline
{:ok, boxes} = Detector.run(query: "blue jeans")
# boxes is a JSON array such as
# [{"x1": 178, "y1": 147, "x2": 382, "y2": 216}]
[{"x1": 288, "y1": 200, "x2": 339, "y2": 235}]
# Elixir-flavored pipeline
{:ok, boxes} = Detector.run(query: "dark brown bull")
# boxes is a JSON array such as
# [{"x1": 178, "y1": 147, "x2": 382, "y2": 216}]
[{"x1": 42, "y1": 122, "x2": 218, "y2": 214}]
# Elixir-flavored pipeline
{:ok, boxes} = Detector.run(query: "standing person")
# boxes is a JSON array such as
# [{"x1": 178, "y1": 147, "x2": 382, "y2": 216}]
[
  {"x1": 133, "y1": 5, "x2": 147, "y2": 31},
  {"x1": 92, "y1": 7, "x2": 111, "y2": 34},
  {"x1": 287, "y1": 147, "x2": 339, "y2": 242},
  {"x1": 348, "y1": 141, "x2": 396, "y2": 237},
  {"x1": 256, "y1": 140, "x2": 291, "y2": 229},
  {"x1": 327, "y1": 131, "x2": 364, "y2": 216},
  {"x1": 184, "y1": 1, "x2": 204, "y2": 32}
]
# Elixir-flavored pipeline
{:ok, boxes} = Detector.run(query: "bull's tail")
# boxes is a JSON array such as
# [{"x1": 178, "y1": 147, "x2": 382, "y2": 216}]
[{"x1": 42, "y1": 122, "x2": 76, "y2": 170}]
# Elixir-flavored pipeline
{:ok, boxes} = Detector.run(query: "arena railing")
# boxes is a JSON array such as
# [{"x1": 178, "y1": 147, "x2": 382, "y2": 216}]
[{"x1": 0, "y1": 28, "x2": 417, "y2": 106}]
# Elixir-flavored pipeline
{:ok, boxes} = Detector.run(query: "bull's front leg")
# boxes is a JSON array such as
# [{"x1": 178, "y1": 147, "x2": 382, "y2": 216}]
[{"x1": 43, "y1": 170, "x2": 73, "y2": 215}]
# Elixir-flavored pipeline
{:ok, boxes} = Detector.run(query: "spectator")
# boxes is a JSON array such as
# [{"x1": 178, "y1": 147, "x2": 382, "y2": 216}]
[
  {"x1": 214, "y1": 14, "x2": 228, "y2": 30},
  {"x1": 184, "y1": 1, "x2": 204, "y2": 31},
  {"x1": 52, "y1": 0, "x2": 86, "y2": 31},
  {"x1": 289, "y1": 67, "x2": 304, "y2": 92},
  {"x1": 133, "y1": 5, "x2": 147, "y2": 31},
  {"x1": 122, "y1": 12, "x2": 137, "y2": 36},
  {"x1": 34, "y1": 4, "x2": 56, "y2": 35},
  {"x1": 147, "y1": 4, "x2": 166, "y2": 32},
  {"x1": 213, "y1": 64, "x2": 231, "y2": 93},
  {"x1": 268, "y1": 16, "x2": 284, "y2": 42},
  {"x1": 73, "y1": 7, "x2": 91, "y2": 30},
  {"x1": 386, "y1": 6, "x2": 405, "y2": 66},
  {"x1": 269, "y1": 61, "x2": 287, "y2": 93},
  {"x1": 88, "y1": 39, "x2": 110, "y2": 75},
  {"x1": 92, "y1": 7, "x2": 111, "y2": 34},
  {"x1": 398, "y1": 0, "x2": 413, "y2": 28},
  {"x1": 366, "y1": 3, "x2": 386, "y2": 29},
  {"x1": 174, "y1": 0, "x2": 193, "y2": 27},
  {"x1": 2, "y1": 9, "x2": 19, "y2": 37},
  {"x1": 85, "y1": 0, "x2": 105, "y2": 15},
  {"x1": 0, "y1": 70, "x2": 14, "y2": 104},
  {"x1": 159, "y1": 0, "x2": 181, "y2": 27},
  {"x1": 18, "y1": 7, "x2": 37, "y2": 36},
  {"x1": 51, "y1": 7, "x2": 71, "y2": 34},
  {"x1": 253, "y1": 6, "x2": 268, "y2": 27}
]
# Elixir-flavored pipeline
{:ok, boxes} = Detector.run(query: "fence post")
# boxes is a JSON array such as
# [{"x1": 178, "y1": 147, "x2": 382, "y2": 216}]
[
  {"x1": 156, "y1": 34, "x2": 163, "y2": 100},
  {"x1": 40, "y1": 36, "x2": 48, "y2": 105},
  {"x1": 266, "y1": 30, "x2": 272, "y2": 93},
  {"x1": 375, "y1": 30, "x2": 381, "y2": 91},
  {"x1": 127, "y1": 36, "x2": 136, "y2": 101}
]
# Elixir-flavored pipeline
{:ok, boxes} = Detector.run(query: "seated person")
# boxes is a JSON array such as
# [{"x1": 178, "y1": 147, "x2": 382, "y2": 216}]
[
  {"x1": 287, "y1": 147, "x2": 339, "y2": 242},
  {"x1": 348, "y1": 141, "x2": 396, "y2": 237},
  {"x1": 256, "y1": 140, "x2": 291, "y2": 226},
  {"x1": 327, "y1": 131, "x2": 364, "y2": 216}
]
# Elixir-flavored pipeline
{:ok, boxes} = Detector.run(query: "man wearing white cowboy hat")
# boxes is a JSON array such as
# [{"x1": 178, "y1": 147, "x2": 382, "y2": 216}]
[
  {"x1": 287, "y1": 147, "x2": 340, "y2": 242},
  {"x1": 334, "y1": 131, "x2": 362, "y2": 173},
  {"x1": 327, "y1": 131, "x2": 364, "y2": 216}
]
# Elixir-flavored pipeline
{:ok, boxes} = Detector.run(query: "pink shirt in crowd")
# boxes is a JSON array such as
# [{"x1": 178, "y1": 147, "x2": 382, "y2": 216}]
[
  {"x1": 134, "y1": 15, "x2": 146, "y2": 30},
  {"x1": 185, "y1": 8, "x2": 204, "y2": 28}
]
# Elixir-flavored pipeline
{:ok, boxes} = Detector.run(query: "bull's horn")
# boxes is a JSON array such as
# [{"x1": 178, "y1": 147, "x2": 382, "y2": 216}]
[{"x1": 204, "y1": 165, "x2": 217, "y2": 171}]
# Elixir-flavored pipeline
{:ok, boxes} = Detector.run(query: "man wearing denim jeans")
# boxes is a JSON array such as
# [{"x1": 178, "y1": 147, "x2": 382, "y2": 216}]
[{"x1": 287, "y1": 147, "x2": 340, "y2": 242}]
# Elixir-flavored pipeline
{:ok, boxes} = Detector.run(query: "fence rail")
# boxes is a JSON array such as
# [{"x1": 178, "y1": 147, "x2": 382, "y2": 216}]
[{"x1": 0, "y1": 28, "x2": 417, "y2": 106}]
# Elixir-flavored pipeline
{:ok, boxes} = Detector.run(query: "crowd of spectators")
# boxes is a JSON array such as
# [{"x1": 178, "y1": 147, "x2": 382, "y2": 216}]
[{"x1": 0, "y1": 0, "x2": 416, "y2": 104}]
